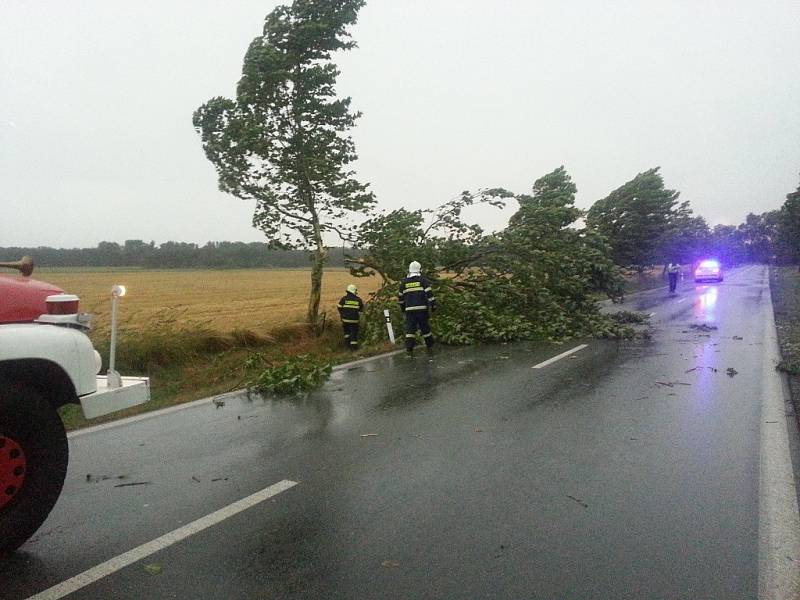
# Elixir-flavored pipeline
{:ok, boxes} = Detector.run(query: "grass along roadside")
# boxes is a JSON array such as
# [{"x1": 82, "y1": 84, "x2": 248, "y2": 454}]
[
  {"x1": 38, "y1": 267, "x2": 388, "y2": 430},
  {"x1": 58, "y1": 320, "x2": 396, "y2": 431},
  {"x1": 769, "y1": 266, "x2": 800, "y2": 408}
]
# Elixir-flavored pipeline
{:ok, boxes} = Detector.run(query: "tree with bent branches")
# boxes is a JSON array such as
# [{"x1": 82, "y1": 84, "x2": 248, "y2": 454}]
[{"x1": 193, "y1": 0, "x2": 373, "y2": 332}]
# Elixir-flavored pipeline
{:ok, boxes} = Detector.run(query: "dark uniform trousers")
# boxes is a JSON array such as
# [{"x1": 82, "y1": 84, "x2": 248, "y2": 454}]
[
  {"x1": 343, "y1": 322, "x2": 360, "y2": 349},
  {"x1": 668, "y1": 272, "x2": 678, "y2": 292},
  {"x1": 404, "y1": 311, "x2": 434, "y2": 351}
]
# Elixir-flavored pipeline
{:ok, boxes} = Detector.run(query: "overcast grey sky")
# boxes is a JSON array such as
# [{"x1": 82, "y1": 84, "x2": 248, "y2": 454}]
[{"x1": 2, "y1": 0, "x2": 799, "y2": 248}]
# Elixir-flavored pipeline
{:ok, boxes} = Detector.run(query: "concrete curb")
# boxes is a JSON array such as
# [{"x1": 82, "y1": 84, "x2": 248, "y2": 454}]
[{"x1": 758, "y1": 274, "x2": 800, "y2": 599}]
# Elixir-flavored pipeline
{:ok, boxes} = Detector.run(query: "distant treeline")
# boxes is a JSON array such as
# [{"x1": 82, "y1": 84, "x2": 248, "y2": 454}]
[{"x1": 0, "y1": 240, "x2": 356, "y2": 269}]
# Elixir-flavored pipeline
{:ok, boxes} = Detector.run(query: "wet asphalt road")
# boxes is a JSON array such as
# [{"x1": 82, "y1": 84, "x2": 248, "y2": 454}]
[{"x1": 2, "y1": 266, "x2": 797, "y2": 599}]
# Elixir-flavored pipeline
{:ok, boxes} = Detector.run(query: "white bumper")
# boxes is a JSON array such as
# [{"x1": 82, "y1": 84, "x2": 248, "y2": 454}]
[
  {"x1": 0, "y1": 323, "x2": 99, "y2": 396},
  {"x1": 80, "y1": 376, "x2": 150, "y2": 419}
]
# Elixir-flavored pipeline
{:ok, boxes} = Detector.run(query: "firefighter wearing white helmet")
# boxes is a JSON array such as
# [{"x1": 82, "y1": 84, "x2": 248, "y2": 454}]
[
  {"x1": 398, "y1": 261, "x2": 436, "y2": 355},
  {"x1": 337, "y1": 283, "x2": 364, "y2": 350}
]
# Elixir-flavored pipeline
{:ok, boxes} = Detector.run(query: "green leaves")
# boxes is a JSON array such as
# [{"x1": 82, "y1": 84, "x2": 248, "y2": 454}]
[
  {"x1": 776, "y1": 178, "x2": 800, "y2": 264},
  {"x1": 245, "y1": 353, "x2": 332, "y2": 395},
  {"x1": 586, "y1": 167, "x2": 682, "y2": 270},
  {"x1": 353, "y1": 167, "x2": 630, "y2": 345},
  {"x1": 194, "y1": 0, "x2": 372, "y2": 329}
]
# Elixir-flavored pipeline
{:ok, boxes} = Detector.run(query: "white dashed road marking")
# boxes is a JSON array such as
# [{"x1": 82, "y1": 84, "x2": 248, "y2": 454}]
[
  {"x1": 26, "y1": 480, "x2": 298, "y2": 600},
  {"x1": 532, "y1": 344, "x2": 588, "y2": 369}
]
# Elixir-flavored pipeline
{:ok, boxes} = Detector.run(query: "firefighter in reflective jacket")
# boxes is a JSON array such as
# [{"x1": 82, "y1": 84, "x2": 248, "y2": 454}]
[
  {"x1": 337, "y1": 284, "x2": 364, "y2": 350},
  {"x1": 399, "y1": 261, "x2": 436, "y2": 355}
]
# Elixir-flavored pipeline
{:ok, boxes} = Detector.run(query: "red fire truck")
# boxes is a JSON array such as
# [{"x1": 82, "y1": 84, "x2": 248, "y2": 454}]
[{"x1": 0, "y1": 257, "x2": 149, "y2": 553}]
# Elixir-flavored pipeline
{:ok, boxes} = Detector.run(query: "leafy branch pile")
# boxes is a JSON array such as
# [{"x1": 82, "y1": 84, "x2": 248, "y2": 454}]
[
  {"x1": 244, "y1": 353, "x2": 332, "y2": 395},
  {"x1": 608, "y1": 311, "x2": 651, "y2": 325}
]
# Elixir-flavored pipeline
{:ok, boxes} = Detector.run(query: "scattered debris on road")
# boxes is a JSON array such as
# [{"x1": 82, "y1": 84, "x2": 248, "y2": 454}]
[
  {"x1": 143, "y1": 564, "x2": 163, "y2": 575},
  {"x1": 685, "y1": 366, "x2": 718, "y2": 373},
  {"x1": 689, "y1": 323, "x2": 718, "y2": 332},
  {"x1": 213, "y1": 398, "x2": 225, "y2": 409},
  {"x1": 381, "y1": 560, "x2": 400, "y2": 568},
  {"x1": 655, "y1": 381, "x2": 674, "y2": 387},
  {"x1": 474, "y1": 427, "x2": 484, "y2": 432},
  {"x1": 566, "y1": 495, "x2": 589, "y2": 508},
  {"x1": 733, "y1": 336, "x2": 744, "y2": 340},
  {"x1": 360, "y1": 433, "x2": 379, "y2": 438},
  {"x1": 192, "y1": 476, "x2": 200, "y2": 483},
  {"x1": 211, "y1": 477, "x2": 229, "y2": 482},
  {"x1": 114, "y1": 481, "x2": 152, "y2": 488},
  {"x1": 86, "y1": 474, "x2": 128, "y2": 484},
  {"x1": 726, "y1": 368, "x2": 739, "y2": 377}
]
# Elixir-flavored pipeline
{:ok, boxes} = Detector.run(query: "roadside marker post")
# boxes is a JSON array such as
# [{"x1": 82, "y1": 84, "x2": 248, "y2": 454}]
[
  {"x1": 383, "y1": 309, "x2": 396, "y2": 344},
  {"x1": 107, "y1": 284, "x2": 127, "y2": 389}
]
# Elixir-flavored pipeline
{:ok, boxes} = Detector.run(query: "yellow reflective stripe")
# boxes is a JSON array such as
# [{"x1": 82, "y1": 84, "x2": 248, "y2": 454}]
[
  {"x1": 341, "y1": 318, "x2": 360, "y2": 323},
  {"x1": 343, "y1": 301, "x2": 360, "y2": 306},
  {"x1": 402, "y1": 288, "x2": 426, "y2": 294},
  {"x1": 405, "y1": 306, "x2": 428, "y2": 311},
  {"x1": 405, "y1": 334, "x2": 416, "y2": 338},
  {"x1": 423, "y1": 333, "x2": 433, "y2": 338},
  {"x1": 424, "y1": 287, "x2": 432, "y2": 292}
]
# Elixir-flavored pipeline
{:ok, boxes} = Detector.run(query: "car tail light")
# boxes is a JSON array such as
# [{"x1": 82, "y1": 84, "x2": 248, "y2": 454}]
[
  {"x1": 45, "y1": 294, "x2": 80, "y2": 315},
  {"x1": 698, "y1": 260, "x2": 720, "y2": 269}
]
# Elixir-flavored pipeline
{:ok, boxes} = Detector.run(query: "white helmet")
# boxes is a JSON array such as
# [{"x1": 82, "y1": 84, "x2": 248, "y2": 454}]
[
  {"x1": 408, "y1": 261, "x2": 421, "y2": 275},
  {"x1": 346, "y1": 284, "x2": 358, "y2": 294}
]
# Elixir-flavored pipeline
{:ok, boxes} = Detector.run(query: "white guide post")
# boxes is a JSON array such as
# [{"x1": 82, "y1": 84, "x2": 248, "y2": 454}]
[
  {"x1": 383, "y1": 309, "x2": 396, "y2": 344},
  {"x1": 107, "y1": 284, "x2": 126, "y2": 389}
]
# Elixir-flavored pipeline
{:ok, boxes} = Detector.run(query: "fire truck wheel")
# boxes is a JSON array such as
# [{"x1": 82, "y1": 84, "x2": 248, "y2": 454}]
[{"x1": 0, "y1": 383, "x2": 69, "y2": 555}]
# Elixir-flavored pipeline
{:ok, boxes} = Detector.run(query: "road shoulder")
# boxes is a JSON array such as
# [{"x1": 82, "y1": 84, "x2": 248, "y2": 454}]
[{"x1": 759, "y1": 270, "x2": 800, "y2": 599}]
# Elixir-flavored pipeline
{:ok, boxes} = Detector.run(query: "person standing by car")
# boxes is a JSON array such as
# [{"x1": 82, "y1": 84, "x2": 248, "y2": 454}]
[
  {"x1": 664, "y1": 260, "x2": 681, "y2": 294},
  {"x1": 337, "y1": 284, "x2": 364, "y2": 350},
  {"x1": 398, "y1": 261, "x2": 436, "y2": 356}
]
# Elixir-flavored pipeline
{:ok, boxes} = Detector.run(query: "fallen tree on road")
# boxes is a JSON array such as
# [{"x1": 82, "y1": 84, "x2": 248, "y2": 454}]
[{"x1": 348, "y1": 167, "x2": 633, "y2": 346}]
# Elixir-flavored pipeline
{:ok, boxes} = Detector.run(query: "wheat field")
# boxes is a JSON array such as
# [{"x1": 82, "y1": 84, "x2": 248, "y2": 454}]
[{"x1": 38, "y1": 269, "x2": 382, "y2": 334}]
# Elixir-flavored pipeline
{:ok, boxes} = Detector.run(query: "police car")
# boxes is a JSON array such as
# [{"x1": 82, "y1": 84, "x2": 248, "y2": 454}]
[{"x1": 694, "y1": 259, "x2": 723, "y2": 283}]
